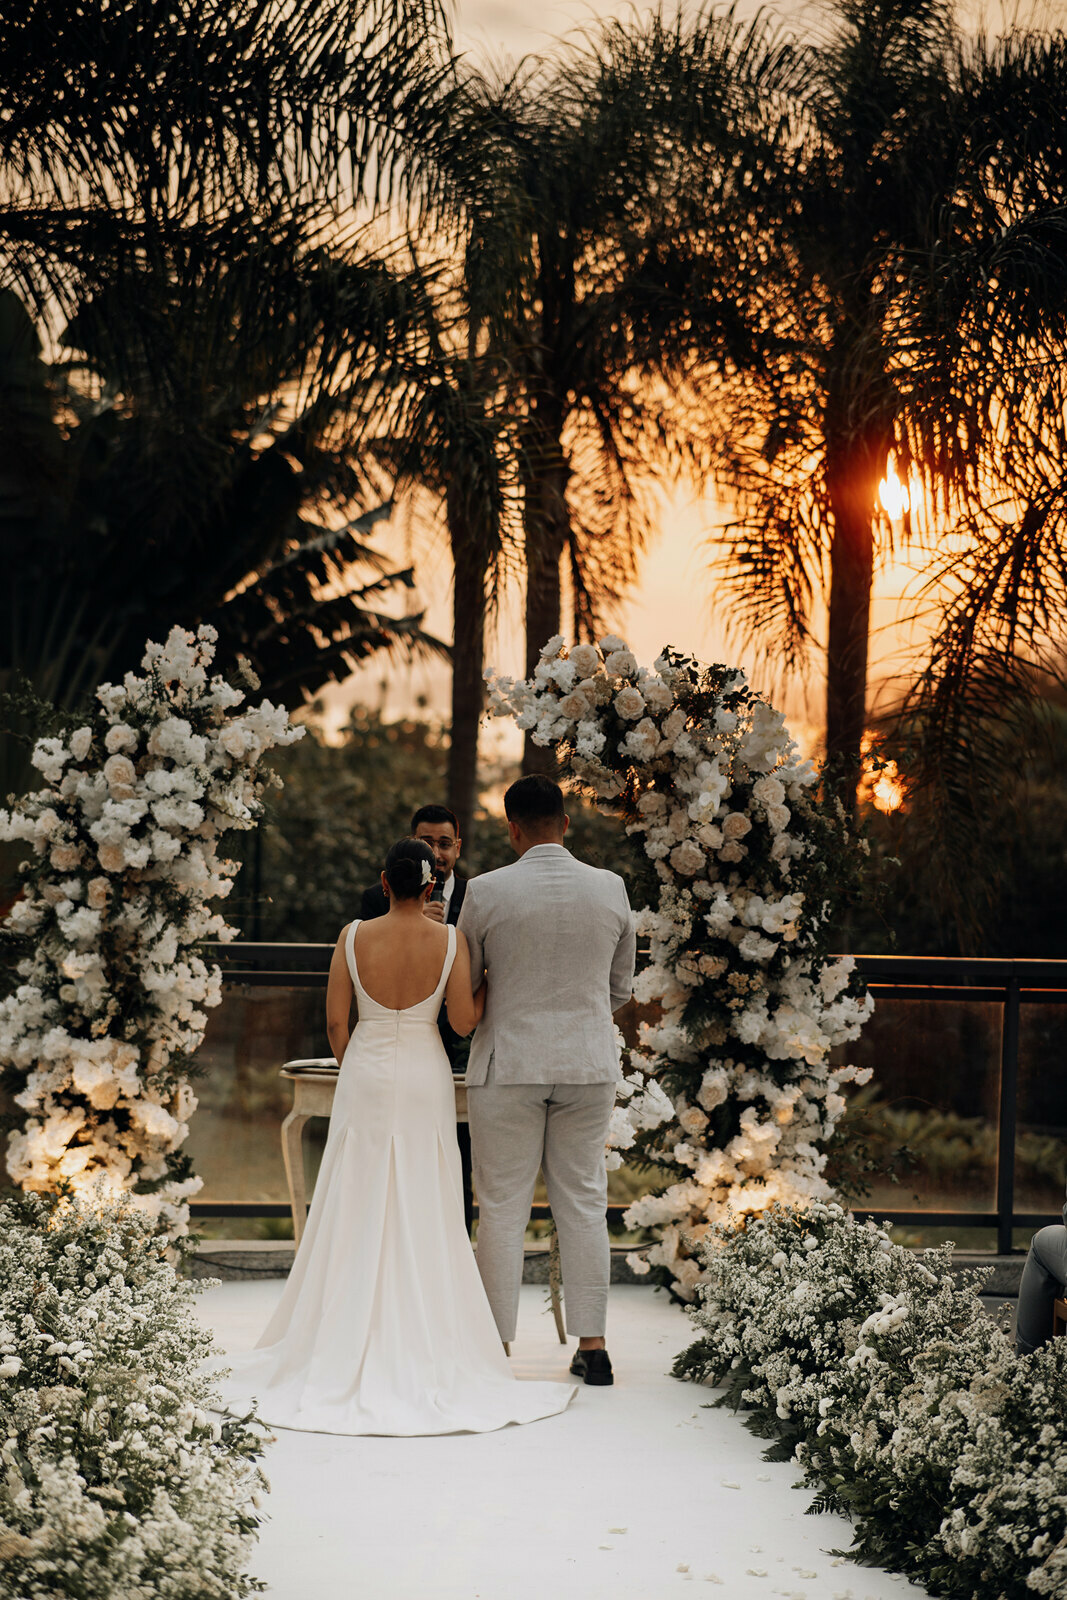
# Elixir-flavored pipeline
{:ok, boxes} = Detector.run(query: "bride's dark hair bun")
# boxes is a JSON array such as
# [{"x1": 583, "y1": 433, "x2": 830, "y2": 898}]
[{"x1": 384, "y1": 837, "x2": 437, "y2": 901}]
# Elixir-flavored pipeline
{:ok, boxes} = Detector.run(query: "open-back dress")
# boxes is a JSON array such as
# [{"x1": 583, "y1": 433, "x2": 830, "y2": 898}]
[{"x1": 216, "y1": 920, "x2": 576, "y2": 1435}]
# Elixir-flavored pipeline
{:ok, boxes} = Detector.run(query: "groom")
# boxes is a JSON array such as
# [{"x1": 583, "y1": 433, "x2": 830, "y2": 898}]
[{"x1": 458, "y1": 775, "x2": 636, "y2": 1385}]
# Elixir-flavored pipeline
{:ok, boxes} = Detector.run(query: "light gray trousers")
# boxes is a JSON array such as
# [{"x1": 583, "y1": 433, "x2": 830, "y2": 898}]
[
  {"x1": 1016, "y1": 1225, "x2": 1067, "y2": 1354},
  {"x1": 467, "y1": 1074, "x2": 616, "y2": 1343}
]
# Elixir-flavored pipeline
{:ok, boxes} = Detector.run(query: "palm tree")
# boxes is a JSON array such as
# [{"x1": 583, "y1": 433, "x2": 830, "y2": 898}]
[
  {"x1": 381, "y1": 264, "x2": 518, "y2": 844},
  {"x1": 503, "y1": 12, "x2": 798, "y2": 769},
  {"x1": 0, "y1": 0, "x2": 454, "y2": 788},
  {"x1": 631, "y1": 1, "x2": 1067, "y2": 808}
]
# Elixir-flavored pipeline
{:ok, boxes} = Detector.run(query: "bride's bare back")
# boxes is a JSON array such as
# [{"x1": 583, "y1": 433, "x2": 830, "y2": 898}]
[
  {"x1": 325, "y1": 899, "x2": 482, "y2": 1062},
  {"x1": 353, "y1": 915, "x2": 452, "y2": 1010}
]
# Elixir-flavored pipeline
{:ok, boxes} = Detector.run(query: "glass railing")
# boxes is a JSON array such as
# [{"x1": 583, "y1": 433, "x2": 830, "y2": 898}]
[{"x1": 184, "y1": 947, "x2": 1067, "y2": 1252}]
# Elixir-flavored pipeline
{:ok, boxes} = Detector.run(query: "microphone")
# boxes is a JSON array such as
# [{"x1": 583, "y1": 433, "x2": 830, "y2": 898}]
[{"x1": 429, "y1": 870, "x2": 446, "y2": 903}]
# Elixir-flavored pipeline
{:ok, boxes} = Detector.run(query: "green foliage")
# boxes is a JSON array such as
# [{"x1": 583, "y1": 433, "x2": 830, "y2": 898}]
[
  {"x1": 827, "y1": 1084, "x2": 1064, "y2": 1205},
  {"x1": 238, "y1": 704, "x2": 656, "y2": 941},
  {"x1": 0, "y1": 0, "x2": 453, "y2": 782},
  {"x1": 0, "y1": 1190, "x2": 268, "y2": 1596},
  {"x1": 822, "y1": 1085, "x2": 917, "y2": 1205},
  {"x1": 675, "y1": 1201, "x2": 1067, "y2": 1598},
  {"x1": 240, "y1": 709, "x2": 447, "y2": 942},
  {"x1": 849, "y1": 689, "x2": 1067, "y2": 956}
]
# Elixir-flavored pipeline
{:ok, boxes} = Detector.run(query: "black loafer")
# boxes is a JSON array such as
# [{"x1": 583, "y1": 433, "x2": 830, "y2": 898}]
[{"x1": 569, "y1": 1347, "x2": 614, "y2": 1386}]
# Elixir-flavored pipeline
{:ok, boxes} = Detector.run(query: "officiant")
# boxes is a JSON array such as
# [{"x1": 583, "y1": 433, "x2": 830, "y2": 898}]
[{"x1": 360, "y1": 803, "x2": 474, "y2": 1232}]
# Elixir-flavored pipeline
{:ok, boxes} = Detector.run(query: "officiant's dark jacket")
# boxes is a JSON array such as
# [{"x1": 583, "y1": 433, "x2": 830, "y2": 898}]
[
  {"x1": 358, "y1": 874, "x2": 473, "y2": 1233},
  {"x1": 356, "y1": 876, "x2": 470, "y2": 1078}
]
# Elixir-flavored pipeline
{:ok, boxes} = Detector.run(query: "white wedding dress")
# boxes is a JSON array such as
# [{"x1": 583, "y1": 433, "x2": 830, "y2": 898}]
[{"x1": 217, "y1": 920, "x2": 575, "y2": 1436}]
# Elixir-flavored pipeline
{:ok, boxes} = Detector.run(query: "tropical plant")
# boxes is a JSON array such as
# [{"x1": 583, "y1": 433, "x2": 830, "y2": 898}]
[
  {"x1": 426, "y1": 16, "x2": 799, "y2": 773},
  {"x1": 615, "y1": 1, "x2": 1067, "y2": 810},
  {"x1": 0, "y1": 0, "x2": 453, "y2": 796}
]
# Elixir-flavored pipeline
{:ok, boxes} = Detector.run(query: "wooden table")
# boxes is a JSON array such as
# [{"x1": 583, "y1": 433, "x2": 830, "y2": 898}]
[{"x1": 279, "y1": 1059, "x2": 565, "y2": 1342}]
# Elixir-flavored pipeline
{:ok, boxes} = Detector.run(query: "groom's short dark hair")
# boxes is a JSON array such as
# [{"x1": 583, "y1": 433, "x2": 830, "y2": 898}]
[
  {"x1": 504, "y1": 775, "x2": 565, "y2": 829},
  {"x1": 411, "y1": 803, "x2": 459, "y2": 836}
]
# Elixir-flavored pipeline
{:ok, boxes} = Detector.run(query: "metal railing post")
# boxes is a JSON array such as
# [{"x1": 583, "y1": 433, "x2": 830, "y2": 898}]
[{"x1": 996, "y1": 975, "x2": 1021, "y2": 1256}]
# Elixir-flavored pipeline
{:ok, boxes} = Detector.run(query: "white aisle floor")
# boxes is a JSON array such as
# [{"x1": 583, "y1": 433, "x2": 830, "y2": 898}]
[{"x1": 197, "y1": 1281, "x2": 932, "y2": 1600}]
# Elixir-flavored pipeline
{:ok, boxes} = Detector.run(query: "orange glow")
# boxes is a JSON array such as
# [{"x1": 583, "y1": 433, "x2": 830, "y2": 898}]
[
  {"x1": 871, "y1": 759, "x2": 906, "y2": 814},
  {"x1": 878, "y1": 462, "x2": 910, "y2": 520}
]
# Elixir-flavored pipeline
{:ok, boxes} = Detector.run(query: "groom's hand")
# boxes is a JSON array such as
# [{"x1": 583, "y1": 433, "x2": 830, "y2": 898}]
[{"x1": 422, "y1": 901, "x2": 446, "y2": 923}]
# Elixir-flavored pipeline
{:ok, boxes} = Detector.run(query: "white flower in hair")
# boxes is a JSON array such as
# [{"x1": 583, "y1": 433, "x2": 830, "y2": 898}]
[{"x1": 421, "y1": 859, "x2": 433, "y2": 887}]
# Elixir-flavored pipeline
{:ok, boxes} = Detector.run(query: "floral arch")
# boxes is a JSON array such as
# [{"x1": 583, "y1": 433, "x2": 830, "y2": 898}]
[
  {"x1": 487, "y1": 636, "x2": 874, "y2": 1299},
  {"x1": 0, "y1": 626, "x2": 304, "y2": 1237}
]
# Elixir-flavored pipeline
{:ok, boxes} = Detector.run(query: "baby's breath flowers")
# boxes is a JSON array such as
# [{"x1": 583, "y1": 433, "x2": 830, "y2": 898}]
[
  {"x1": 674, "y1": 1202, "x2": 1067, "y2": 1599},
  {"x1": 0, "y1": 625, "x2": 304, "y2": 1237},
  {"x1": 0, "y1": 1190, "x2": 268, "y2": 1598},
  {"x1": 489, "y1": 637, "x2": 873, "y2": 1298}
]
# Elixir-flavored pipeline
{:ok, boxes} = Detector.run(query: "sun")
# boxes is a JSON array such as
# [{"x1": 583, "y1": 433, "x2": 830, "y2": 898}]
[{"x1": 878, "y1": 462, "x2": 910, "y2": 520}]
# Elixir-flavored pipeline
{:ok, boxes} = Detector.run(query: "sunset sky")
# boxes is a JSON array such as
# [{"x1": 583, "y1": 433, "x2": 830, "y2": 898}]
[{"x1": 323, "y1": 0, "x2": 1040, "y2": 752}]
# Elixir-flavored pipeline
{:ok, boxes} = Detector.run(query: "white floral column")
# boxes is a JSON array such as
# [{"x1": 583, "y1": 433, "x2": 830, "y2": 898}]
[
  {"x1": 489, "y1": 637, "x2": 874, "y2": 1297},
  {"x1": 0, "y1": 625, "x2": 303, "y2": 1237}
]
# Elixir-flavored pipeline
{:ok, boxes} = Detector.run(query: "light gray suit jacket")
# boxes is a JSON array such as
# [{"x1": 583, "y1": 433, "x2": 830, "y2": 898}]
[{"x1": 457, "y1": 843, "x2": 636, "y2": 1087}]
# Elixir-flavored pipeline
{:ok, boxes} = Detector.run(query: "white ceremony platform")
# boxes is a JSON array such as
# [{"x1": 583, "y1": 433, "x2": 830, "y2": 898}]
[{"x1": 198, "y1": 1280, "x2": 933, "y2": 1600}]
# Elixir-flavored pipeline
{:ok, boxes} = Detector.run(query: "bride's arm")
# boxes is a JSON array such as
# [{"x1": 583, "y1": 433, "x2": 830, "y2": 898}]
[
  {"x1": 325, "y1": 926, "x2": 354, "y2": 1062},
  {"x1": 445, "y1": 931, "x2": 483, "y2": 1036}
]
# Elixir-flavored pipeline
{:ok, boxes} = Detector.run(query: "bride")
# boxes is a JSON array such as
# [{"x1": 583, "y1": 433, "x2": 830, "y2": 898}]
[{"x1": 218, "y1": 836, "x2": 575, "y2": 1436}]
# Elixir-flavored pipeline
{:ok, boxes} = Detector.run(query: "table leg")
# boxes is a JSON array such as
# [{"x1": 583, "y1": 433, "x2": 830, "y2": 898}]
[
  {"x1": 548, "y1": 1230, "x2": 566, "y2": 1345},
  {"x1": 281, "y1": 1108, "x2": 311, "y2": 1246}
]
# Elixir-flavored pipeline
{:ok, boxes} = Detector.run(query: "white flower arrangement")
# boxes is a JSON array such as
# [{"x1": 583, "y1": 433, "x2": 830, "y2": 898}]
[
  {"x1": 0, "y1": 625, "x2": 304, "y2": 1237},
  {"x1": 0, "y1": 1189, "x2": 268, "y2": 1597},
  {"x1": 675, "y1": 1202, "x2": 1067, "y2": 1599},
  {"x1": 489, "y1": 638, "x2": 873, "y2": 1298}
]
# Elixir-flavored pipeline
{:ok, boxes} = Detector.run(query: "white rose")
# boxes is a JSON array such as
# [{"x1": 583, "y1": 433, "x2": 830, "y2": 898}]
[
  {"x1": 669, "y1": 839, "x2": 705, "y2": 876},
  {"x1": 103, "y1": 754, "x2": 137, "y2": 795},
  {"x1": 87, "y1": 877, "x2": 110, "y2": 910},
  {"x1": 752, "y1": 774, "x2": 786, "y2": 807},
  {"x1": 599, "y1": 633, "x2": 628, "y2": 653},
  {"x1": 97, "y1": 843, "x2": 126, "y2": 873},
  {"x1": 568, "y1": 643, "x2": 601, "y2": 677},
  {"x1": 69, "y1": 727, "x2": 93, "y2": 761},
  {"x1": 643, "y1": 677, "x2": 673, "y2": 711},
  {"x1": 558, "y1": 689, "x2": 593, "y2": 721},
  {"x1": 540, "y1": 634, "x2": 565, "y2": 660},
  {"x1": 104, "y1": 724, "x2": 138, "y2": 755},
  {"x1": 698, "y1": 1069, "x2": 728, "y2": 1112},
  {"x1": 722, "y1": 812, "x2": 752, "y2": 840},
  {"x1": 605, "y1": 648, "x2": 639, "y2": 678},
  {"x1": 766, "y1": 803, "x2": 791, "y2": 832},
  {"x1": 614, "y1": 686, "x2": 646, "y2": 720},
  {"x1": 637, "y1": 791, "x2": 668, "y2": 817},
  {"x1": 719, "y1": 840, "x2": 747, "y2": 863},
  {"x1": 679, "y1": 1105, "x2": 709, "y2": 1137}
]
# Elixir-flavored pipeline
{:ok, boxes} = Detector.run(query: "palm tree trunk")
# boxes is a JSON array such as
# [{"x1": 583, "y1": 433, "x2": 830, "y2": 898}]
[
  {"x1": 521, "y1": 399, "x2": 570, "y2": 773},
  {"x1": 446, "y1": 494, "x2": 488, "y2": 847},
  {"x1": 824, "y1": 429, "x2": 886, "y2": 807}
]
